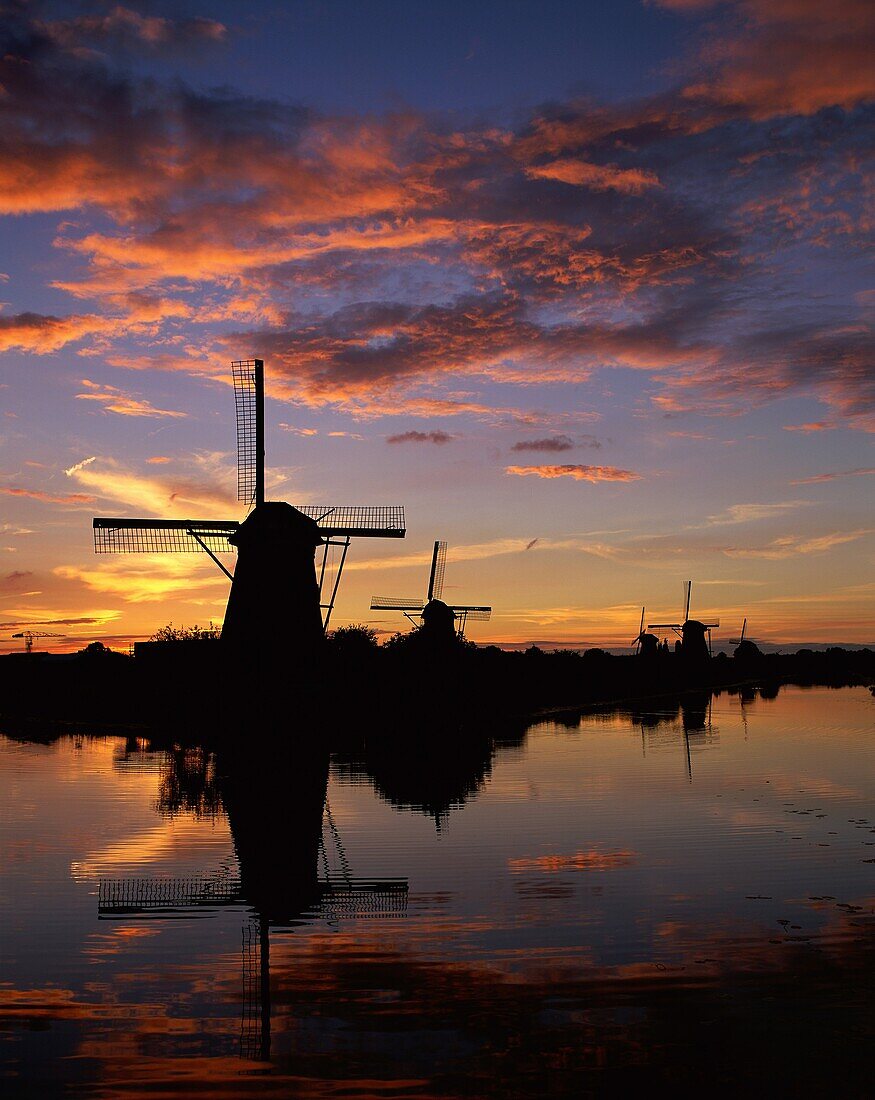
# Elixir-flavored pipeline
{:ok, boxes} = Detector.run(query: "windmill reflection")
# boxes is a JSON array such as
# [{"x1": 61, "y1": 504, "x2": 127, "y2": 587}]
[
  {"x1": 334, "y1": 717, "x2": 528, "y2": 827},
  {"x1": 97, "y1": 742, "x2": 407, "y2": 1063}
]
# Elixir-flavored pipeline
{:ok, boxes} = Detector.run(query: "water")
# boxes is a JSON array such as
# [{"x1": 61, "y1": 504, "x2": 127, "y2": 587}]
[{"x1": 1, "y1": 685, "x2": 873, "y2": 1096}]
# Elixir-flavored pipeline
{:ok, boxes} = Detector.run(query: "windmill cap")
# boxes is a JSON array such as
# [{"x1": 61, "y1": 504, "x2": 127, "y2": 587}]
[
  {"x1": 422, "y1": 598, "x2": 456, "y2": 621},
  {"x1": 229, "y1": 501, "x2": 322, "y2": 548}
]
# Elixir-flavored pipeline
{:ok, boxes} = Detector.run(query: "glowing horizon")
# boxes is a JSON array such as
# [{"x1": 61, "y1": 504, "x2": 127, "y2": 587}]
[{"x1": 0, "y1": 0, "x2": 872, "y2": 652}]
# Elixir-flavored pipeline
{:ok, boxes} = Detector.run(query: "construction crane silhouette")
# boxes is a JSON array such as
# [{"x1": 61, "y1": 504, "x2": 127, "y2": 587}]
[
  {"x1": 370, "y1": 540, "x2": 492, "y2": 638},
  {"x1": 92, "y1": 360, "x2": 406, "y2": 656},
  {"x1": 11, "y1": 630, "x2": 61, "y2": 654}
]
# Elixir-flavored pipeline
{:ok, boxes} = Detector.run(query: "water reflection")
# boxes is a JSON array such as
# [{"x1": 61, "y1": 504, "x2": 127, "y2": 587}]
[
  {"x1": 1, "y1": 685, "x2": 873, "y2": 1095},
  {"x1": 98, "y1": 741, "x2": 408, "y2": 1063}
]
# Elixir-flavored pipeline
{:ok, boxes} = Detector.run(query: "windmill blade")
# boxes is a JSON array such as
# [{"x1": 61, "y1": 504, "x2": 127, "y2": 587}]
[
  {"x1": 295, "y1": 505, "x2": 406, "y2": 538},
  {"x1": 316, "y1": 878, "x2": 409, "y2": 920},
  {"x1": 232, "y1": 359, "x2": 263, "y2": 506},
  {"x1": 370, "y1": 596, "x2": 426, "y2": 611},
  {"x1": 451, "y1": 608, "x2": 491, "y2": 621},
  {"x1": 93, "y1": 507, "x2": 406, "y2": 554},
  {"x1": 99, "y1": 874, "x2": 242, "y2": 915},
  {"x1": 93, "y1": 518, "x2": 238, "y2": 553},
  {"x1": 427, "y1": 541, "x2": 448, "y2": 601},
  {"x1": 683, "y1": 580, "x2": 692, "y2": 622},
  {"x1": 636, "y1": 605, "x2": 645, "y2": 652}
]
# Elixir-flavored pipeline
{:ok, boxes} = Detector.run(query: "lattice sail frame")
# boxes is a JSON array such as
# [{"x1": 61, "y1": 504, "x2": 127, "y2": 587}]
[
  {"x1": 428, "y1": 541, "x2": 447, "y2": 601},
  {"x1": 93, "y1": 507, "x2": 406, "y2": 553},
  {"x1": 98, "y1": 875, "x2": 408, "y2": 918},
  {"x1": 232, "y1": 360, "x2": 261, "y2": 505}
]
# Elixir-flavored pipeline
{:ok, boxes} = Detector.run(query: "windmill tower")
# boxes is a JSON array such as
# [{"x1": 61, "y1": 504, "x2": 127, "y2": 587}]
[
  {"x1": 92, "y1": 360, "x2": 406, "y2": 662},
  {"x1": 370, "y1": 540, "x2": 492, "y2": 639},
  {"x1": 648, "y1": 581, "x2": 719, "y2": 659}
]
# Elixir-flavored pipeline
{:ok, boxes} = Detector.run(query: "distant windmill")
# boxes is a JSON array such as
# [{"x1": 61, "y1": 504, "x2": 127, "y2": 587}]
[
  {"x1": 370, "y1": 540, "x2": 492, "y2": 638},
  {"x1": 92, "y1": 360, "x2": 406, "y2": 653},
  {"x1": 648, "y1": 581, "x2": 719, "y2": 658},
  {"x1": 729, "y1": 617, "x2": 763, "y2": 659},
  {"x1": 11, "y1": 630, "x2": 61, "y2": 654},
  {"x1": 729, "y1": 618, "x2": 759, "y2": 646},
  {"x1": 630, "y1": 607, "x2": 659, "y2": 657}
]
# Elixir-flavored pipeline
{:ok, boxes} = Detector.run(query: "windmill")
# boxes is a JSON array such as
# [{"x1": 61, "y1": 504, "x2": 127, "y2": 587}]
[
  {"x1": 729, "y1": 618, "x2": 761, "y2": 647},
  {"x1": 729, "y1": 617, "x2": 763, "y2": 660},
  {"x1": 630, "y1": 607, "x2": 658, "y2": 657},
  {"x1": 370, "y1": 540, "x2": 492, "y2": 638},
  {"x1": 92, "y1": 360, "x2": 406, "y2": 654},
  {"x1": 11, "y1": 629, "x2": 61, "y2": 654},
  {"x1": 648, "y1": 580, "x2": 719, "y2": 659}
]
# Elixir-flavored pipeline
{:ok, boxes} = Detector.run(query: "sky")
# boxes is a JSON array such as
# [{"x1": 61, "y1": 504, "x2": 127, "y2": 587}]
[{"x1": 0, "y1": 0, "x2": 872, "y2": 652}]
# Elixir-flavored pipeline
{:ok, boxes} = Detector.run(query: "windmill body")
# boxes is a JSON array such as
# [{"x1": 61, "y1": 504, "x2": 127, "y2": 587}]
[
  {"x1": 221, "y1": 502, "x2": 324, "y2": 659},
  {"x1": 91, "y1": 360, "x2": 405, "y2": 661},
  {"x1": 370, "y1": 540, "x2": 492, "y2": 639}
]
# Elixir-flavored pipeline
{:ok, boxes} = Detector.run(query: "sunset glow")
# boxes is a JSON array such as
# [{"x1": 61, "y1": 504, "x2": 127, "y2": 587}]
[{"x1": 0, "y1": 0, "x2": 872, "y2": 651}]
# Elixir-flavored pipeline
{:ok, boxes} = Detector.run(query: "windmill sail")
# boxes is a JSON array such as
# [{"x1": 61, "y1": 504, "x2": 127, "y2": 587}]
[
  {"x1": 370, "y1": 596, "x2": 426, "y2": 611},
  {"x1": 93, "y1": 507, "x2": 406, "y2": 553},
  {"x1": 98, "y1": 874, "x2": 408, "y2": 918},
  {"x1": 428, "y1": 541, "x2": 447, "y2": 601},
  {"x1": 232, "y1": 359, "x2": 263, "y2": 506}
]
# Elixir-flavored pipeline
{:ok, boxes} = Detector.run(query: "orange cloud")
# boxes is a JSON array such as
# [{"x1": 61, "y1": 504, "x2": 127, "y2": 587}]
[
  {"x1": 64, "y1": 456, "x2": 235, "y2": 518},
  {"x1": 525, "y1": 159, "x2": 660, "y2": 193},
  {"x1": 505, "y1": 464, "x2": 641, "y2": 483},
  {"x1": 76, "y1": 380, "x2": 187, "y2": 419},
  {"x1": 0, "y1": 486, "x2": 95, "y2": 505},
  {"x1": 0, "y1": 311, "x2": 113, "y2": 353},
  {"x1": 724, "y1": 529, "x2": 873, "y2": 559},
  {"x1": 55, "y1": 559, "x2": 228, "y2": 603}
]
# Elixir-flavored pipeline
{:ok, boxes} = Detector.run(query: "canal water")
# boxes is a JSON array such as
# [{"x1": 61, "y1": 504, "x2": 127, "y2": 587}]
[{"x1": 1, "y1": 685, "x2": 873, "y2": 1096}]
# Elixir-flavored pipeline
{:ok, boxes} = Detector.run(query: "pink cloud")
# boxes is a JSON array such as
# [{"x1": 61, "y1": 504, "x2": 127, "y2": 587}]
[{"x1": 0, "y1": 487, "x2": 96, "y2": 505}]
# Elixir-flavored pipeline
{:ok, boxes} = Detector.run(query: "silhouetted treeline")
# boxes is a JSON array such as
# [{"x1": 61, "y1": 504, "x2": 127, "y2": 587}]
[{"x1": 0, "y1": 628, "x2": 871, "y2": 733}]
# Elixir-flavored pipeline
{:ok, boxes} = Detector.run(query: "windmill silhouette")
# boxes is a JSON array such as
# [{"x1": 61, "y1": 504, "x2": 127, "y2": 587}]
[
  {"x1": 648, "y1": 581, "x2": 719, "y2": 659},
  {"x1": 729, "y1": 617, "x2": 763, "y2": 659},
  {"x1": 630, "y1": 606, "x2": 659, "y2": 657},
  {"x1": 369, "y1": 540, "x2": 491, "y2": 638},
  {"x1": 92, "y1": 360, "x2": 406, "y2": 652}
]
